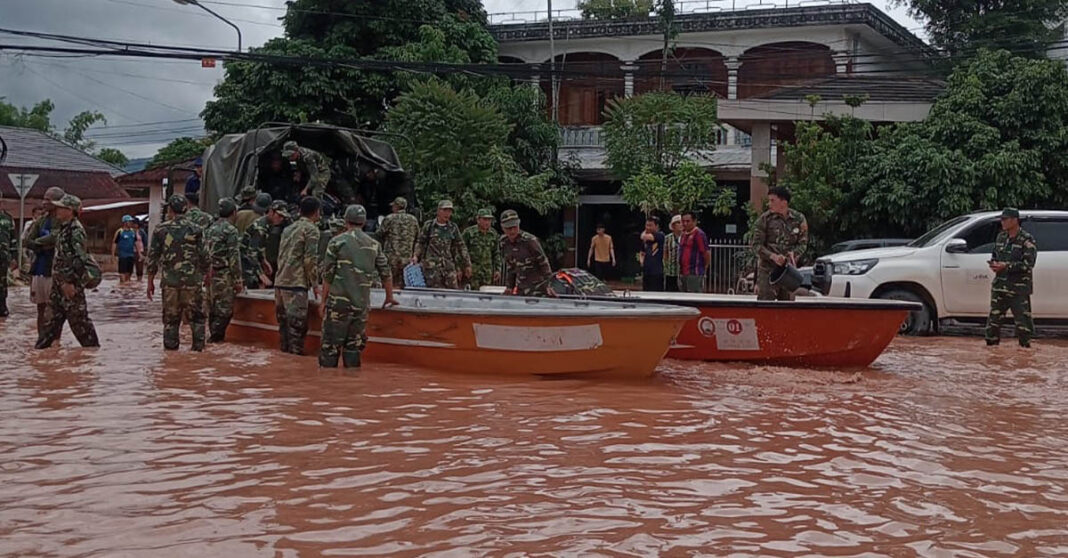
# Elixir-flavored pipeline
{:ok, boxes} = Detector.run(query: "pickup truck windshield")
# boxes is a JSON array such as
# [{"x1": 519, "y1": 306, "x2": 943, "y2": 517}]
[{"x1": 908, "y1": 215, "x2": 971, "y2": 248}]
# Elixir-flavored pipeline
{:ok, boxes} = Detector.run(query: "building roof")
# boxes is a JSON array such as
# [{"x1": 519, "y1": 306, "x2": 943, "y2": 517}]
[
  {"x1": 117, "y1": 159, "x2": 196, "y2": 188},
  {"x1": 0, "y1": 125, "x2": 126, "y2": 177},
  {"x1": 0, "y1": 167, "x2": 129, "y2": 201},
  {"x1": 755, "y1": 75, "x2": 946, "y2": 102},
  {"x1": 80, "y1": 200, "x2": 150, "y2": 212}
]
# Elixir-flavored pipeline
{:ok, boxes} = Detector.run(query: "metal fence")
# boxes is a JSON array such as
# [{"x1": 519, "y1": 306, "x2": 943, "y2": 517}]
[
  {"x1": 706, "y1": 238, "x2": 749, "y2": 294},
  {"x1": 488, "y1": 0, "x2": 855, "y2": 25}
]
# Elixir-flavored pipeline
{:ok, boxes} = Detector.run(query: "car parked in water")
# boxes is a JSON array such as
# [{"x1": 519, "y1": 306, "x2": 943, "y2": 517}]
[{"x1": 811, "y1": 210, "x2": 1068, "y2": 335}]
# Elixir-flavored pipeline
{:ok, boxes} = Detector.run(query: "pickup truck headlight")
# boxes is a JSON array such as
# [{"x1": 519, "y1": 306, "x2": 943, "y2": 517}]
[{"x1": 833, "y1": 259, "x2": 879, "y2": 275}]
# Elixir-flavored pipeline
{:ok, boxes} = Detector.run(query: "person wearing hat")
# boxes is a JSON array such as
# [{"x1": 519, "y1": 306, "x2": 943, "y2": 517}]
[
  {"x1": 752, "y1": 186, "x2": 808, "y2": 301},
  {"x1": 205, "y1": 198, "x2": 245, "y2": 343},
  {"x1": 184, "y1": 190, "x2": 214, "y2": 231},
  {"x1": 499, "y1": 209, "x2": 554, "y2": 297},
  {"x1": 35, "y1": 194, "x2": 100, "y2": 349},
  {"x1": 318, "y1": 204, "x2": 398, "y2": 369},
  {"x1": 462, "y1": 208, "x2": 502, "y2": 291},
  {"x1": 112, "y1": 214, "x2": 141, "y2": 283},
  {"x1": 412, "y1": 200, "x2": 471, "y2": 290},
  {"x1": 273, "y1": 196, "x2": 322, "y2": 355},
  {"x1": 262, "y1": 200, "x2": 293, "y2": 283},
  {"x1": 235, "y1": 189, "x2": 266, "y2": 235},
  {"x1": 280, "y1": 140, "x2": 332, "y2": 200},
  {"x1": 185, "y1": 156, "x2": 204, "y2": 204},
  {"x1": 0, "y1": 188, "x2": 15, "y2": 318},
  {"x1": 377, "y1": 196, "x2": 419, "y2": 287},
  {"x1": 986, "y1": 208, "x2": 1038, "y2": 347},
  {"x1": 145, "y1": 194, "x2": 210, "y2": 352},
  {"x1": 22, "y1": 187, "x2": 66, "y2": 329},
  {"x1": 239, "y1": 193, "x2": 274, "y2": 289},
  {"x1": 663, "y1": 214, "x2": 683, "y2": 292}
]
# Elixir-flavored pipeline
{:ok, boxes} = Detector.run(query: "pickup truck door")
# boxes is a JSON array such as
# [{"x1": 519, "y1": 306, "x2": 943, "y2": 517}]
[
  {"x1": 1022, "y1": 218, "x2": 1068, "y2": 318},
  {"x1": 941, "y1": 218, "x2": 1001, "y2": 316}
]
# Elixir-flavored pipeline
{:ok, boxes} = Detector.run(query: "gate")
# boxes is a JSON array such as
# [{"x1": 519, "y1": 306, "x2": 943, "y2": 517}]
[{"x1": 705, "y1": 238, "x2": 749, "y2": 294}]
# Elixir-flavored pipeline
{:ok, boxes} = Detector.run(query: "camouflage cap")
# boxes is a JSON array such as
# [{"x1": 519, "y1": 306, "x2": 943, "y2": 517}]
[
  {"x1": 218, "y1": 197, "x2": 238, "y2": 217},
  {"x1": 239, "y1": 185, "x2": 258, "y2": 201},
  {"x1": 54, "y1": 194, "x2": 81, "y2": 210},
  {"x1": 269, "y1": 200, "x2": 290, "y2": 217},
  {"x1": 437, "y1": 199, "x2": 454, "y2": 210},
  {"x1": 253, "y1": 192, "x2": 272, "y2": 214},
  {"x1": 44, "y1": 187, "x2": 66, "y2": 202},
  {"x1": 391, "y1": 196, "x2": 408, "y2": 209},
  {"x1": 281, "y1": 140, "x2": 298, "y2": 155},
  {"x1": 500, "y1": 209, "x2": 520, "y2": 228},
  {"x1": 1000, "y1": 207, "x2": 1021, "y2": 219},
  {"x1": 344, "y1": 204, "x2": 368, "y2": 224},
  {"x1": 328, "y1": 217, "x2": 347, "y2": 234},
  {"x1": 477, "y1": 208, "x2": 494, "y2": 220},
  {"x1": 167, "y1": 194, "x2": 188, "y2": 213}
]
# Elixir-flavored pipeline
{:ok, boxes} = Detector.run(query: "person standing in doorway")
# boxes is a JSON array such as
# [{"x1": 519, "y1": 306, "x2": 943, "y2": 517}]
[
  {"x1": 112, "y1": 215, "x2": 139, "y2": 283},
  {"x1": 663, "y1": 215, "x2": 682, "y2": 292},
  {"x1": 639, "y1": 216, "x2": 665, "y2": 292},
  {"x1": 587, "y1": 224, "x2": 615, "y2": 280},
  {"x1": 985, "y1": 208, "x2": 1038, "y2": 347},
  {"x1": 678, "y1": 212, "x2": 710, "y2": 293}
]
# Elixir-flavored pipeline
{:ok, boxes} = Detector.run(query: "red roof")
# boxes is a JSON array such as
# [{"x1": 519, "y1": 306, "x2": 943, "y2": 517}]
[
  {"x1": 0, "y1": 167, "x2": 128, "y2": 201},
  {"x1": 118, "y1": 158, "x2": 196, "y2": 190}
]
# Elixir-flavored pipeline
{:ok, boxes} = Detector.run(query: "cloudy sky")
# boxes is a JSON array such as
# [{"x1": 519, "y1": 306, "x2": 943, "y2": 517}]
[{"x1": 0, "y1": 0, "x2": 922, "y2": 160}]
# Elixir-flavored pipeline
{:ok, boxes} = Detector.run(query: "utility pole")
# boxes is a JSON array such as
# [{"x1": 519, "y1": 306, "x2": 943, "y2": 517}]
[{"x1": 548, "y1": 0, "x2": 559, "y2": 125}]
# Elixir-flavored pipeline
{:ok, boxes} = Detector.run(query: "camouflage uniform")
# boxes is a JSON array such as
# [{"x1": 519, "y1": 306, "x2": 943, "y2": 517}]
[
  {"x1": 500, "y1": 211, "x2": 553, "y2": 297},
  {"x1": 319, "y1": 207, "x2": 391, "y2": 368},
  {"x1": 234, "y1": 187, "x2": 261, "y2": 233},
  {"x1": 317, "y1": 217, "x2": 347, "y2": 268},
  {"x1": 282, "y1": 141, "x2": 332, "y2": 199},
  {"x1": 264, "y1": 214, "x2": 292, "y2": 281},
  {"x1": 985, "y1": 227, "x2": 1038, "y2": 346},
  {"x1": 147, "y1": 199, "x2": 210, "y2": 351},
  {"x1": 37, "y1": 196, "x2": 100, "y2": 348},
  {"x1": 752, "y1": 208, "x2": 808, "y2": 301},
  {"x1": 205, "y1": 215, "x2": 243, "y2": 342},
  {"x1": 415, "y1": 219, "x2": 470, "y2": 290},
  {"x1": 378, "y1": 207, "x2": 419, "y2": 287},
  {"x1": 0, "y1": 208, "x2": 15, "y2": 317},
  {"x1": 274, "y1": 216, "x2": 320, "y2": 354},
  {"x1": 462, "y1": 219, "x2": 502, "y2": 291},
  {"x1": 186, "y1": 206, "x2": 215, "y2": 231}
]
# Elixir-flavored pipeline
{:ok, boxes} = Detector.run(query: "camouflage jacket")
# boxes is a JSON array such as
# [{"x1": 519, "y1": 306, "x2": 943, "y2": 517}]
[
  {"x1": 0, "y1": 210, "x2": 14, "y2": 261},
  {"x1": 752, "y1": 208, "x2": 808, "y2": 268},
  {"x1": 52, "y1": 219, "x2": 89, "y2": 286},
  {"x1": 501, "y1": 231, "x2": 553, "y2": 296},
  {"x1": 22, "y1": 214, "x2": 58, "y2": 251},
  {"x1": 186, "y1": 207, "x2": 215, "y2": 230},
  {"x1": 234, "y1": 208, "x2": 259, "y2": 234},
  {"x1": 297, "y1": 148, "x2": 332, "y2": 198},
  {"x1": 146, "y1": 214, "x2": 209, "y2": 288},
  {"x1": 378, "y1": 211, "x2": 419, "y2": 262},
  {"x1": 274, "y1": 217, "x2": 321, "y2": 289},
  {"x1": 415, "y1": 220, "x2": 471, "y2": 273},
  {"x1": 321, "y1": 230, "x2": 390, "y2": 312},
  {"x1": 462, "y1": 225, "x2": 501, "y2": 283},
  {"x1": 241, "y1": 215, "x2": 269, "y2": 278},
  {"x1": 992, "y1": 229, "x2": 1038, "y2": 291},
  {"x1": 264, "y1": 217, "x2": 291, "y2": 273},
  {"x1": 206, "y1": 218, "x2": 243, "y2": 282}
]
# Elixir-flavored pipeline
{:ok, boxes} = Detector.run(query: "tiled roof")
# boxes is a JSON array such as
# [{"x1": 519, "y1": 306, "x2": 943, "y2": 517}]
[
  {"x1": 0, "y1": 166, "x2": 128, "y2": 201},
  {"x1": 117, "y1": 158, "x2": 196, "y2": 188},
  {"x1": 0, "y1": 125, "x2": 126, "y2": 177}
]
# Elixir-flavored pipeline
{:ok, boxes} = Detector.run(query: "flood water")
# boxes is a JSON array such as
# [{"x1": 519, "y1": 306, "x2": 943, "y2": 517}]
[{"x1": 1, "y1": 279, "x2": 1066, "y2": 557}]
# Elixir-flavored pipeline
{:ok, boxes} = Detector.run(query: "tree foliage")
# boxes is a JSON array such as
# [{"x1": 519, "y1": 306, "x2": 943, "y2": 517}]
[
  {"x1": 894, "y1": 0, "x2": 1068, "y2": 55},
  {"x1": 578, "y1": 0, "x2": 654, "y2": 19},
  {"x1": 96, "y1": 148, "x2": 129, "y2": 168},
  {"x1": 0, "y1": 98, "x2": 127, "y2": 166},
  {"x1": 147, "y1": 137, "x2": 211, "y2": 169},
  {"x1": 0, "y1": 98, "x2": 55, "y2": 132},
  {"x1": 385, "y1": 80, "x2": 576, "y2": 224},
  {"x1": 63, "y1": 111, "x2": 106, "y2": 152}
]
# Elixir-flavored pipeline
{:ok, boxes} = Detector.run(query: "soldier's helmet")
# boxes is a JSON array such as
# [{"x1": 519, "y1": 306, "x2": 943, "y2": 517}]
[
  {"x1": 55, "y1": 194, "x2": 82, "y2": 211},
  {"x1": 218, "y1": 198, "x2": 238, "y2": 217},
  {"x1": 391, "y1": 196, "x2": 408, "y2": 210},
  {"x1": 167, "y1": 194, "x2": 189, "y2": 214},
  {"x1": 500, "y1": 209, "x2": 520, "y2": 228},
  {"x1": 269, "y1": 200, "x2": 290, "y2": 218},
  {"x1": 281, "y1": 140, "x2": 299, "y2": 157},
  {"x1": 239, "y1": 185, "x2": 258, "y2": 201},
  {"x1": 254, "y1": 193, "x2": 272, "y2": 214},
  {"x1": 345, "y1": 204, "x2": 367, "y2": 224}
]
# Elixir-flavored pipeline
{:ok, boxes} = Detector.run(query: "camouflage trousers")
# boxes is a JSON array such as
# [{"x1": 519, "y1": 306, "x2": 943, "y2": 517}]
[
  {"x1": 467, "y1": 268, "x2": 495, "y2": 292},
  {"x1": 985, "y1": 286, "x2": 1034, "y2": 345},
  {"x1": 0, "y1": 256, "x2": 9, "y2": 316},
  {"x1": 307, "y1": 173, "x2": 331, "y2": 199},
  {"x1": 275, "y1": 288, "x2": 309, "y2": 355},
  {"x1": 240, "y1": 252, "x2": 262, "y2": 289},
  {"x1": 162, "y1": 285, "x2": 206, "y2": 351},
  {"x1": 424, "y1": 265, "x2": 459, "y2": 290},
  {"x1": 319, "y1": 299, "x2": 371, "y2": 368},
  {"x1": 208, "y1": 273, "x2": 239, "y2": 343},
  {"x1": 389, "y1": 259, "x2": 407, "y2": 288},
  {"x1": 37, "y1": 283, "x2": 99, "y2": 348},
  {"x1": 755, "y1": 265, "x2": 795, "y2": 302}
]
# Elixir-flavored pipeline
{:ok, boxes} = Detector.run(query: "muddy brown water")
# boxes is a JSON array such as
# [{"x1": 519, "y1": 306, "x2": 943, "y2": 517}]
[{"x1": 1, "y1": 280, "x2": 1066, "y2": 557}]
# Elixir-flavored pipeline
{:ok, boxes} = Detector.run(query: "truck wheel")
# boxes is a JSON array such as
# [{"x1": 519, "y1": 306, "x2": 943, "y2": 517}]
[{"x1": 878, "y1": 289, "x2": 933, "y2": 336}]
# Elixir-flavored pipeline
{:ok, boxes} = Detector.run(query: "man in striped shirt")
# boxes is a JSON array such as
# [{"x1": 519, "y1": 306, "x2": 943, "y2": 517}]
[
  {"x1": 678, "y1": 211, "x2": 710, "y2": 293},
  {"x1": 663, "y1": 215, "x2": 683, "y2": 292}
]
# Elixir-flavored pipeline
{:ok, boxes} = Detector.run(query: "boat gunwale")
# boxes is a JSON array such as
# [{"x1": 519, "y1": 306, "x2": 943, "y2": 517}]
[{"x1": 599, "y1": 292, "x2": 923, "y2": 312}]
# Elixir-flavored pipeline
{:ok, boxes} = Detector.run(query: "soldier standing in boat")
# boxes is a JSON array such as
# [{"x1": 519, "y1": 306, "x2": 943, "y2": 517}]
[
  {"x1": 378, "y1": 196, "x2": 419, "y2": 287},
  {"x1": 146, "y1": 195, "x2": 210, "y2": 351},
  {"x1": 752, "y1": 186, "x2": 808, "y2": 301},
  {"x1": 413, "y1": 200, "x2": 471, "y2": 290},
  {"x1": 318, "y1": 205, "x2": 397, "y2": 369},
  {"x1": 205, "y1": 198, "x2": 244, "y2": 343},
  {"x1": 281, "y1": 141, "x2": 332, "y2": 200},
  {"x1": 273, "y1": 197, "x2": 321, "y2": 355},
  {"x1": 36, "y1": 195, "x2": 100, "y2": 349},
  {"x1": 985, "y1": 208, "x2": 1038, "y2": 348},
  {"x1": 462, "y1": 208, "x2": 502, "y2": 291},
  {"x1": 500, "y1": 210, "x2": 554, "y2": 297}
]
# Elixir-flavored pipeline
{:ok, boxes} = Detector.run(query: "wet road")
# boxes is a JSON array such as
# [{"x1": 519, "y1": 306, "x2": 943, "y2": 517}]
[{"x1": 1, "y1": 280, "x2": 1066, "y2": 557}]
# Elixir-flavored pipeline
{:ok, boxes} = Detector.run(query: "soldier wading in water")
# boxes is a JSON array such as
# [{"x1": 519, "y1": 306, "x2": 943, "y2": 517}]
[
  {"x1": 146, "y1": 195, "x2": 210, "y2": 351},
  {"x1": 35, "y1": 195, "x2": 100, "y2": 349}
]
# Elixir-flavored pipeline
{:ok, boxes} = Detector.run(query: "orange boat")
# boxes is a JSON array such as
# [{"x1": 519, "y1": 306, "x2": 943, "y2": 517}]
[{"x1": 229, "y1": 289, "x2": 698, "y2": 378}]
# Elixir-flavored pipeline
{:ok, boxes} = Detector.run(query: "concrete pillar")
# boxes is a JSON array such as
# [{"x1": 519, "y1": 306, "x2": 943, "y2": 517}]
[
  {"x1": 529, "y1": 64, "x2": 541, "y2": 88},
  {"x1": 749, "y1": 122, "x2": 772, "y2": 210},
  {"x1": 726, "y1": 56, "x2": 741, "y2": 100},
  {"x1": 622, "y1": 61, "x2": 637, "y2": 97},
  {"x1": 149, "y1": 178, "x2": 164, "y2": 239}
]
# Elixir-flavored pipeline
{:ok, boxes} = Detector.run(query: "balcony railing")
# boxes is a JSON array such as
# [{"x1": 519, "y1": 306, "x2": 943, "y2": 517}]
[
  {"x1": 488, "y1": 0, "x2": 855, "y2": 25},
  {"x1": 559, "y1": 125, "x2": 746, "y2": 148}
]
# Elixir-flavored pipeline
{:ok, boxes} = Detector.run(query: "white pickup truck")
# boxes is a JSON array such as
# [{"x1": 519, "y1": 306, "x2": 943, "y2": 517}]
[{"x1": 811, "y1": 210, "x2": 1068, "y2": 335}]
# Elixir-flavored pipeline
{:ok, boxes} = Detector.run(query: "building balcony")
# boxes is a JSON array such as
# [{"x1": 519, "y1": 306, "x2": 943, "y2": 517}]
[{"x1": 559, "y1": 125, "x2": 748, "y2": 148}]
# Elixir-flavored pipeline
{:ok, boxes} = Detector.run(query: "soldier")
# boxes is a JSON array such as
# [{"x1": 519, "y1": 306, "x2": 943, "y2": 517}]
[
  {"x1": 500, "y1": 209, "x2": 554, "y2": 297},
  {"x1": 240, "y1": 194, "x2": 273, "y2": 289},
  {"x1": 318, "y1": 204, "x2": 398, "y2": 369},
  {"x1": 318, "y1": 216, "x2": 347, "y2": 266},
  {"x1": 23, "y1": 187, "x2": 66, "y2": 331},
  {"x1": 35, "y1": 195, "x2": 100, "y2": 349},
  {"x1": 274, "y1": 197, "x2": 322, "y2": 355},
  {"x1": 378, "y1": 196, "x2": 419, "y2": 287},
  {"x1": 281, "y1": 140, "x2": 332, "y2": 200},
  {"x1": 205, "y1": 198, "x2": 244, "y2": 343},
  {"x1": 234, "y1": 185, "x2": 259, "y2": 232},
  {"x1": 986, "y1": 208, "x2": 1038, "y2": 348},
  {"x1": 413, "y1": 200, "x2": 471, "y2": 289},
  {"x1": 185, "y1": 191, "x2": 214, "y2": 230},
  {"x1": 462, "y1": 208, "x2": 502, "y2": 291},
  {"x1": 0, "y1": 191, "x2": 15, "y2": 318},
  {"x1": 263, "y1": 200, "x2": 292, "y2": 281},
  {"x1": 752, "y1": 186, "x2": 808, "y2": 301},
  {"x1": 146, "y1": 195, "x2": 210, "y2": 352}
]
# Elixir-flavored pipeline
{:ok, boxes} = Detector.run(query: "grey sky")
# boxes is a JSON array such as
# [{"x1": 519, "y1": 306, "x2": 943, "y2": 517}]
[{"x1": 0, "y1": 0, "x2": 922, "y2": 159}]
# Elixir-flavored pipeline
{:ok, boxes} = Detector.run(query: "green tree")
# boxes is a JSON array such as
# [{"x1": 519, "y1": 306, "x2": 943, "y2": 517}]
[
  {"x1": 63, "y1": 111, "x2": 107, "y2": 152},
  {"x1": 0, "y1": 98, "x2": 55, "y2": 132},
  {"x1": 95, "y1": 147, "x2": 129, "y2": 167},
  {"x1": 385, "y1": 80, "x2": 576, "y2": 224},
  {"x1": 894, "y1": 0, "x2": 1068, "y2": 55},
  {"x1": 147, "y1": 137, "x2": 212, "y2": 169},
  {"x1": 578, "y1": 0, "x2": 654, "y2": 19}
]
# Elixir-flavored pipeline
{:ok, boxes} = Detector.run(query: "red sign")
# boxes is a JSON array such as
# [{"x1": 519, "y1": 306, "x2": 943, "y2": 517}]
[
  {"x1": 726, "y1": 319, "x2": 743, "y2": 335},
  {"x1": 201, "y1": 58, "x2": 217, "y2": 68}
]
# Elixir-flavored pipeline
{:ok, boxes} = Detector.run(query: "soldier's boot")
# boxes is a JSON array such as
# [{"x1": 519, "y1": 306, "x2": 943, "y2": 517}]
[
  {"x1": 34, "y1": 333, "x2": 56, "y2": 350},
  {"x1": 163, "y1": 322, "x2": 181, "y2": 351},
  {"x1": 342, "y1": 349, "x2": 362, "y2": 369}
]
